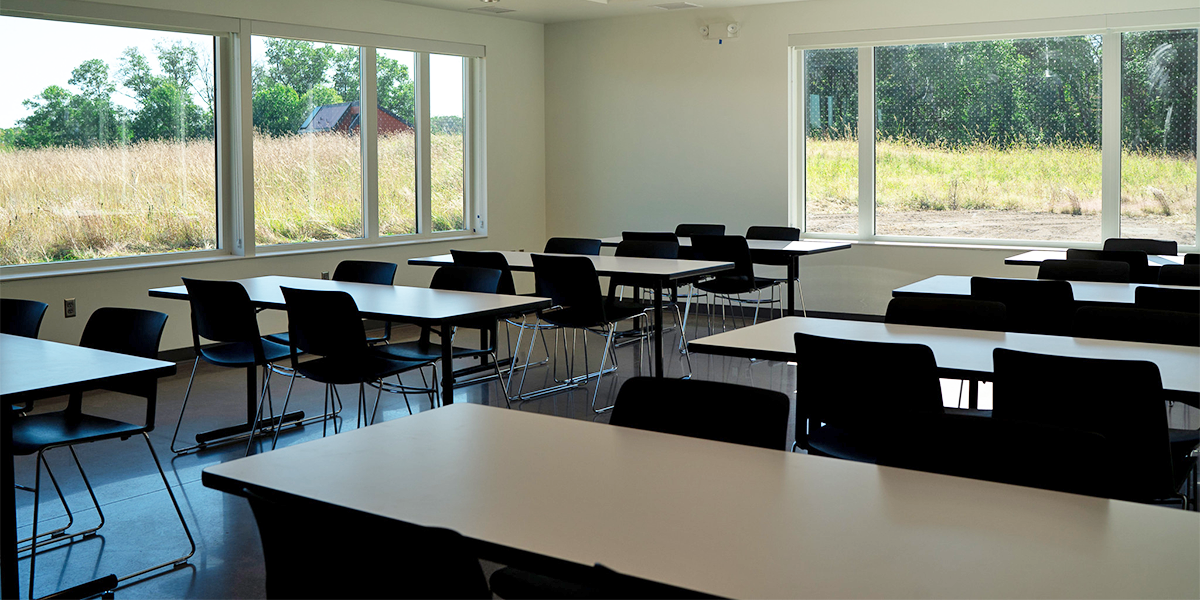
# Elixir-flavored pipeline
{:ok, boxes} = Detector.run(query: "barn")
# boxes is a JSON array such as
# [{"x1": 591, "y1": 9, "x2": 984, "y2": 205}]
[{"x1": 297, "y1": 100, "x2": 412, "y2": 135}]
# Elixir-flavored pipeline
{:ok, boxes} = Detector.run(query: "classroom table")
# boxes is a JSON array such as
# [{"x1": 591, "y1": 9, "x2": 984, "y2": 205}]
[
  {"x1": 1005, "y1": 249, "x2": 1186, "y2": 266},
  {"x1": 687, "y1": 316, "x2": 1200, "y2": 406},
  {"x1": 202, "y1": 402, "x2": 1200, "y2": 599},
  {"x1": 407, "y1": 252, "x2": 733, "y2": 378},
  {"x1": 893, "y1": 274, "x2": 1198, "y2": 304},
  {"x1": 149, "y1": 276, "x2": 551, "y2": 412},
  {"x1": 2, "y1": 333, "x2": 178, "y2": 600},
  {"x1": 600, "y1": 236, "x2": 852, "y2": 316}
]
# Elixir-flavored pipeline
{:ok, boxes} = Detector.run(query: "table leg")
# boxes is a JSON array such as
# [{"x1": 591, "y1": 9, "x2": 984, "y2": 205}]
[
  {"x1": 246, "y1": 366, "x2": 256, "y2": 423},
  {"x1": 968, "y1": 380, "x2": 979, "y2": 410},
  {"x1": 654, "y1": 281, "x2": 665, "y2": 378},
  {"x1": 193, "y1": 366, "x2": 304, "y2": 445},
  {"x1": 3, "y1": 410, "x2": 17, "y2": 600},
  {"x1": 787, "y1": 256, "x2": 798, "y2": 317},
  {"x1": 442, "y1": 330, "x2": 455, "y2": 405}
]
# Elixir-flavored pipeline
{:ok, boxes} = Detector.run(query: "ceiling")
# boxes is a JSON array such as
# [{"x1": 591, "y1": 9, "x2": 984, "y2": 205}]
[{"x1": 380, "y1": 0, "x2": 804, "y2": 24}]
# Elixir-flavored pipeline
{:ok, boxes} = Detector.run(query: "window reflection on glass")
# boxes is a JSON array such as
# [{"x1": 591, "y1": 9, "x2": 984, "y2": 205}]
[
  {"x1": 805, "y1": 48, "x2": 858, "y2": 234},
  {"x1": 430, "y1": 54, "x2": 466, "y2": 232}
]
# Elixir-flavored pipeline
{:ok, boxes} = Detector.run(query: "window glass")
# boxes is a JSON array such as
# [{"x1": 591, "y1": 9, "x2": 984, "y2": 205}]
[
  {"x1": 0, "y1": 16, "x2": 216, "y2": 265},
  {"x1": 874, "y1": 36, "x2": 1103, "y2": 241},
  {"x1": 377, "y1": 48, "x2": 417, "y2": 236},
  {"x1": 1121, "y1": 29, "x2": 1197, "y2": 246},
  {"x1": 252, "y1": 36, "x2": 362, "y2": 244},
  {"x1": 804, "y1": 48, "x2": 858, "y2": 234},
  {"x1": 429, "y1": 54, "x2": 466, "y2": 232}
]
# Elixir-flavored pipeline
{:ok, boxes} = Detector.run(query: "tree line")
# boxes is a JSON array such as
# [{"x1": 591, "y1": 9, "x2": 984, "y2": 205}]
[{"x1": 807, "y1": 31, "x2": 1197, "y2": 156}]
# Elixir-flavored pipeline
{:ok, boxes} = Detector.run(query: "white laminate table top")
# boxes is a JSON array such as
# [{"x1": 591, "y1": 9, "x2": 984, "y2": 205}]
[
  {"x1": 202, "y1": 403, "x2": 1200, "y2": 599},
  {"x1": 148, "y1": 275, "x2": 551, "y2": 323},
  {"x1": 1006, "y1": 250, "x2": 1185, "y2": 266},
  {"x1": 0, "y1": 334, "x2": 176, "y2": 403},
  {"x1": 598, "y1": 235, "x2": 853, "y2": 254},
  {"x1": 687, "y1": 317, "x2": 1200, "y2": 397},
  {"x1": 893, "y1": 274, "x2": 1198, "y2": 303},
  {"x1": 408, "y1": 251, "x2": 733, "y2": 281}
]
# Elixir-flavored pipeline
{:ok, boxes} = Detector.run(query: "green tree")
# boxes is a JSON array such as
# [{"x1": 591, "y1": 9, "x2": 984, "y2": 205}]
[
  {"x1": 131, "y1": 82, "x2": 205, "y2": 141},
  {"x1": 262, "y1": 38, "x2": 333, "y2": 97},
  {"x1": 377, "y1": 54, "x2": 415, "y2": 126},
  {"x1": 299, "y1": 85, "x2": 343, "y2": 112},
  {"x1": 117, "y1": 47, "x2": 161, "y2": 100},
  {"x1": 253, "y1": 84, "x2": 302, "y2": 136},
  {"x1": 15, "y1": 85, "x2": 74, "y2": 148},
  {"x1": 66, "y1": 59, "x2": 124, "y2": 146},
  {"x1": 330, "y1": 46, "x2": 360, "y2": 102}
]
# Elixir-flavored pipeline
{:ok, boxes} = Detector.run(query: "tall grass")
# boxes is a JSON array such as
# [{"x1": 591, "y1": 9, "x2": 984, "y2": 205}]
[{"x1": 0, "y1": 131, "x2": 466, "y2": 264}]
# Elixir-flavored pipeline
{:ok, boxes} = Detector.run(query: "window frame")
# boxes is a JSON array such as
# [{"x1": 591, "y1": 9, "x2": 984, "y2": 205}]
[
  {"x1": 0, "y1": 2, "x2": 488, "y2": 279},
  {"x1": 789, "y1": 9, "x2": 1200, "y2": 251}
]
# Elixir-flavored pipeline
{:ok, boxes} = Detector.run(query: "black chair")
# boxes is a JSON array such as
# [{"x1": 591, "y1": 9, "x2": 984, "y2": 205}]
[
  {"x1": 1186, "y1": 253, "x2": 1199, "y2": 266},
  {"x1": 1158, "y1": 264, "x2": 1200, "y2": 287},
  {"x1": 992, "y1": 348, "x2": 1191, "y2": 505},
  {"x1": 606, "y1": 240, "x2": 692, "y2": 376},
  {"x1": 622, "y1": 231, "x2": 679, "y2": 243},
  {"x1": 691, "y1": 235, "x2": 779, "y2": 332},
  {"x1": 793, "y1": 332, "x2": 944, "y2": 463},
  {"x1": 375, "y1": 266, "x2": 515, "y2": 407},
  {"x1": 266, "y1": 260, "x2": 399, "y2": 346},
  {"x1": 246, "y1": 489, "x2": 490, "y2": 599},
  {"x1": 674, "y1": 224, "x2": 725, "y2": 260},
  {"x1": 15, "y1": 308, "x2": 195, "y2": 598},
  {"x1": 451, "y1": 250, "x2": 518, "y2": 295},
  {"x1": 1135, "y1": 286, "x2": 1199, "y2": 313},
  {"x1": 1037, "y1": 259, "x2": 1130, "y2": 283},
  {"x1": 746, "y1": 226, "x2": 806, "y2": 315},
  {"x1": 515, "y1": 254, "x2": 648, "y2": 412},
  {"x1": 1, "y1": 297, "x2": 49, "y2": 338},
  {"x1": 746, "y1": 225, "x2": 801, "y2": 241},
  {"x1": 264, "y1": 287, "x2": 436, "y2": 450},
  {"x1": 490, "y1": 562, "x2": 715, "y2": 600},
  {"x1": 544, "y1": 237, "x2": 602, "y2": 255},
  {"x1": 1066, "y1": 249, "x2": 1155, "y2": 284},
  {"x1": 969, "y1": 277, "x2": 1075, "y2": 336},
  {"x1": 1103, "y1": 238, "x2": 1178, "y2": 256},
  {"x1": 609, "y1": 377, "x2": 788, "y2": 450},
  {"x1": 884, "y1": 297, "x2": 1006, "y2": 331},
  {"x1": 1075, "y1": 306, "x2": 1200, "y2": 347},
  {"x1": 171, "y1": 278, "x2": 292, "y2": 454}
]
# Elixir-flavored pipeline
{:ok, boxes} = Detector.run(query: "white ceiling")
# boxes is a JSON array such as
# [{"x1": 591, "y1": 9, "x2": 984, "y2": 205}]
[{"x1": 380, "y1": 0, "x2": 804, "y2": 24}]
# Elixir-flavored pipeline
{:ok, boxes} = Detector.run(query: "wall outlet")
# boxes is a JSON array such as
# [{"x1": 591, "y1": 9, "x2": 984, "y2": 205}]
[
  {"x1": 64, "y1": 298, "x2": 77, "y2": 318},
  {"x1": 321, "y1": 271, "x2": 330, "y2": 280}
]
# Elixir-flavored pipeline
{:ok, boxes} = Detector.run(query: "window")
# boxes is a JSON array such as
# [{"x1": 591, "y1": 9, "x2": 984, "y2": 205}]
[
  {"x1": 0, "y1": 16, "x2": 217, "y2": 265},
  {"x1": 1121, "y1": 29, "x2": 1197, "y2": 246},
  {"x1": 792, "y1": 20, "x2": 1199, "y2": 249},
  {"x1": 430, "y1": 54, "x2": 467, "y2": 232},
  {"x1": 377, "y1": 48, "x2": 417, "y2": 237}
]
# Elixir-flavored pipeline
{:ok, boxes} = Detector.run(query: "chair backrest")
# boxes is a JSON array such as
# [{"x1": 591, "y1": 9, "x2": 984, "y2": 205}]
[
  {"x1": 1037, "y1": 259, "x2": 1130, "y2": 283},
  {"x1": 182, "y1": 278, "x2": 263, "y2": 347},
  {"x1": 614, "y1": 239, "x2": 679, "y2": 260},
  {"x1": 793, "y1": 332, "x2": 943, "y2": 451},
  {"x1": 609, "y1": 377, "x2": 789, "y2": 450},
  {"x1": 674, "y1": 223, "x2": 725, "y2": 237},
  {"x1": 1157, "y1": 264, "x2": 1200, "y2": 287},
  {"x1": 1103, "y1": 237, "x2": 1178, "y2": 255},
  {"x1": 280, "y1": 287, "x2": 369, "y2": 359},
  {"x1": 622, "y1": 231, "x2": 679, "y2": 244},
  {"x1": 969, "y1": 277, "x2": 1074, "y2": 335},
  {"x1": 1186, "y1": 253, "x2": 1199, "y2": 265},
  {"x1": 1135, "y1": 286, "x2": 1199, "y2": 313},
  {"x1": 689, "y1": 235, "x2": 755, "y2": 278},
  {"x1": 884, "y1": 297, "x2": 1006, "y2": 332},
  {"x1": 430, "y1": 266, "x2": 502, "y2": 294},
  {"x1": 246, "y1": 490, "x2": 490, "y2": 599},
  {"x1": 1066, "y1": 249, "x2": 1154, "y2": 283},
  {"x1": 1074, "y1": 306, "x2": 1199, "y2": 347},
  {"x1": 531, "y1": 254, "x2": 606, "y2": 325},
  {"x1": 991, "y1": 348, "x2": 1175, "y2": 502},
  {"x1": 746, "y1": 225, "x2": 800, "y2": 241},
  {"x1": 332, "y1": 260, "x2": 397, "y2": 286},
  {"x1": 543, "y1": 237, "x2": 602, "y2": 255},
  {"x1": 451, "y1": 250, "x2": 517, "y2": 296},
  {"x1": 74, "y1": 307, "x2": 169, "y2": 428},
  {"x1": 0, "y1": 298, "x2": 49, "y2": 338},
  {"x1": 876, "y1": 413, "x2": 1111, "y2": 498}
]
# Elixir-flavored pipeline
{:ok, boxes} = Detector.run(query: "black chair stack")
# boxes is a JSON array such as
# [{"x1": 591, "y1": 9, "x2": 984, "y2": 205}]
[{"x1": 969, "y1": 276, "x2": 1074, "y2": 336}]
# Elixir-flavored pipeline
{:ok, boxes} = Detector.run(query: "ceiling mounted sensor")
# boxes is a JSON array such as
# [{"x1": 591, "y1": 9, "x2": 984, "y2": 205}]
[
  {"x1": 653, "y1": 2, "x2": 701, "y2": 9},
  {"x1": 469, "y1": 4, "x2": 515, "y2": 12}
]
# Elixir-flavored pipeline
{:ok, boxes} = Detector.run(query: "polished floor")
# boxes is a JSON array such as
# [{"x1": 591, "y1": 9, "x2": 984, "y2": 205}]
[{"x1": 11, "y1": 314, "x2": 1198, "y2": 598}]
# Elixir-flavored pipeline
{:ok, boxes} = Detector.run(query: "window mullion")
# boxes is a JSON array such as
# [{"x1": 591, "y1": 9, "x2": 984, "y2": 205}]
[
  {"x1": 1101, "y1": 32, "x2": 1121, "y2": 242},
  {"x1": 233, "y1": 22, "x2": 255, "y2": 256},
  {"x1": 362, "y1": 46, "x2": 379, "y2": 241},
  {"x1": 857, "y1": 46, "x2": 875, "y2": 240},
  {"x1": 417, "y1": 52, "x2": 433, "y2": 236},
  {"x1": 791, "y1": 48, "x2": 806, "y2": 232}
]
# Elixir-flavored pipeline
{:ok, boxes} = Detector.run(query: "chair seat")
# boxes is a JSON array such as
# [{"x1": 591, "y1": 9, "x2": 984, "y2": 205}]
[
  {"x1": 296, "y1": 353, "x2": 431, "y2": 385},
  {"x1": 374, "y1": 340, "x2": 491, "y2": 362},
  {"x1": 199, "y1": 338, "x2": 291, "y2": 367},
  {"x1": 13, "y1": 412, "x2": 143, "y2": 455},
  {"x1": 695, "y1": 275, "x2": 776, "y2": 295},
  {"x1": 541, "y1": 304, "x2": 646, "y2": 329}
]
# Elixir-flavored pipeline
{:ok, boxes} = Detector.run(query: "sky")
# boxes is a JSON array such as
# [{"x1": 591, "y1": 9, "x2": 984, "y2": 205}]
[{"x1": 0, "y1": 15, "x2": 464, "y2": 129}]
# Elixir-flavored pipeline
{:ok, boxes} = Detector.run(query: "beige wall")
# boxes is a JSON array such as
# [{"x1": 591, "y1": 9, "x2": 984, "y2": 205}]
[
  {"x1": 544, "y1": 0, "x2": 1196, "y2": 315},
  {"x1": 1, "y1": 0, "x2": 546, "y2": 350}
]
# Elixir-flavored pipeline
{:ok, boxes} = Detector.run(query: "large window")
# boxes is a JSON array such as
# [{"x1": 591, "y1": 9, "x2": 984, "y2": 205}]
[
  {"x1": 793, "y1": 22, "x2": 1199, "y2": 248},
  {"x1": 377, "y1": 48, "x2": 417, "y2": 237},
  {"x1": 0, "y1": 16, "x2": 217, "y2": 265}
]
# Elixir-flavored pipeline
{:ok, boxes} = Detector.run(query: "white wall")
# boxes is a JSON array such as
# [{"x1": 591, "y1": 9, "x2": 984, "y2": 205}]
[
  {"x1": 1, "y1": 0, "x2": 545, "y2": 350},
  {"x1": 544, "y1": 0, "x2": 1196, "y2": 315}
]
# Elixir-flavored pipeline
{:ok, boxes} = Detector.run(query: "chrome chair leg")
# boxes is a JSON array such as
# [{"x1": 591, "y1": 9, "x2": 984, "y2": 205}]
[
  {"x1": 590, "y1": 325, "x2": 618, "y2": 414},
  {"x1": 270, "y1": 371, "x2": 300, "y2": 450},
  {"x1": 169, "y1": 358, "x2": 202, "y2": 454}
]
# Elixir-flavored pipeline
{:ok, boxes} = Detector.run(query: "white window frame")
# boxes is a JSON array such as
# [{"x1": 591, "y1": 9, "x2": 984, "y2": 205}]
[
  {"x1": 790, "y1": 9, "x2": 1200, "y2": 251},
  {"x1": 0, "y1": 2, "x2": 488, "y2": 279}
]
